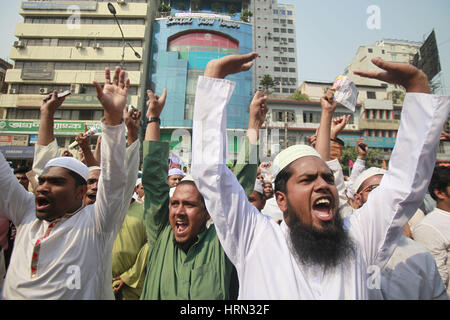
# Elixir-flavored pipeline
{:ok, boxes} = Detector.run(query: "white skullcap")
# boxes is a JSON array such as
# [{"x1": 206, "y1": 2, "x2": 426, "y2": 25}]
[
  {"x1": 272, "y1": 145, "x2": 322, "y2": 179},
  {"x1": 180, "y1": 174, "x2": 194, "y2": 183},
  {"x1": 168, "y1": 168, "x2": 185, "y2": 177},
  {"x1": 254, "y1": 179, "x2": 264, "y2": 194},
  {"x1": 169, "y1": 187, "x2": 175, "y2": 198},
  {"x1": 88, "y1": 166, "x2": 101, "y2": 172},
  {"x1": 44, "y1": 157, "x2": 89, "y2": 182},
  {"x1": 353, "y1": 167, "x2": 387, "y2": 194},
  {"x1": 135, "y1": 178, "x2": 142, "y2": 187}
]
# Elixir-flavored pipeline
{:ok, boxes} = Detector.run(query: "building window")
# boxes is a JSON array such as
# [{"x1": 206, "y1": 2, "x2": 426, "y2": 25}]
[
  {"x1": 273, "y1": 47, "x2": 280, "y2": 51},
  {"x1": 273, "y1": 9, "x2": 278, "y2": 14},
  {"x1": 288, "y1": 29, "x2": 294, "y2": 34},
  {"x1": 288, "y1": 38, "x2": 294, "y2": 43},
  {"x1": 288, "y1": 48, "x2": 294, "y2": 52},
  {"x1": 274, "y1": 67, "x2": 281, "y2": 72},
  {"x1": 282, "y1": 67, "x2": 288, "y2": 72},
  {"x1": 368, "y1": 48, "x2": 373, "y2": 53},
  {"x1": 281, "y1": 28, "x2": 286, "y2": 33},
  {"x1": 287, "y1": 11, "x2": 293, "y2": 15},
  {"x1": 274, "y1": 57, "x2": 280, "y2": 61},
  {"x1": 367, "y1": 91, "x2": 376, "y2": 99},
  {"x1": 273, "y1": 19, "x2": 279, "y2": 23},
  {"x1": 289, "y1": 68, "x2": 296, "y2": 72},
  {"x1": 282, "y1": 88, "x2": 289, "y2": 93},
  {"x1": 288, "y1": 58, "x2": 295, "y2": 62},
  {"x1": 288, "y1": 20, "x2": 293, "y2": 24},
  {"x1": 274, "y1": 28, "x2": 279, "y2": 33},
  {"x1": 280, "y1": 10, "x2": 286, "y2": 15}
]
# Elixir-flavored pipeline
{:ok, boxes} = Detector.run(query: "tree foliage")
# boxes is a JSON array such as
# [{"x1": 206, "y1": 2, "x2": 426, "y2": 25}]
[
  {"x1": 259, "y1": 74, "x2": 277, "y2": 91},
  {"x1": 339, "y1": 146, "x2": 383, "y2": 176},
  {"x1": 291, "y1": 92, "x2": 310, "y2": 101}
]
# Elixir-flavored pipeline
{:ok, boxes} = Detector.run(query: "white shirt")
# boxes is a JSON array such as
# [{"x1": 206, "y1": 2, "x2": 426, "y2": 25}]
[
  {"x1": 261, "y1": 197, "x2": 284, "y2": 222},
  {"x1": 413, "y1": 207, "x2": 450, "y2": 296},
  {"x1": 371, "y1": 236, "x2": 447, "y2": 300},
  {"x1": 0, "y1": 121, "x2": 127, "y2": 300},
  {"x1": 191, "y1": 76, "x2": 450, "y2": 299}
]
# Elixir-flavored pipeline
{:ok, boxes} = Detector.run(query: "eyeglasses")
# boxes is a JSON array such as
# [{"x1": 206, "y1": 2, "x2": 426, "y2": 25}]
[{"x1": 358, "y1": 184, "x2": 379, "y2": 195}]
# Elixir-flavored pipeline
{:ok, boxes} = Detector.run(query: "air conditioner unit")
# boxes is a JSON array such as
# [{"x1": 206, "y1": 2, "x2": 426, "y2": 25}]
[
  {"x1": 70, "y1": 84, "x2": 84, "y2": 94},
  {"x1": 93, "y1": 43, "x2": 101, "y2": 50},
  {"x1": 13, "y1": 41, "x2": 25, "y2": 49},
  {"x1": 75, "y1": 42, "x2": 84, "y2": 49},
  {"x1": 39, "y1": 88, "x2": 49, "y2": 95}
]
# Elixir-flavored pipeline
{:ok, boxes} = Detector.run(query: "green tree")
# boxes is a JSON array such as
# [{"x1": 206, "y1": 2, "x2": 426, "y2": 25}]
[
  {"x1": 211, "y1": 2, "x2": 222, "y2": 13},
  {"x1": 391, "y1": 90, "x2": 405, "y2": 104},
  {"x1": 290, "y1": 92, "x2": 310, "y2": 101},
  {"x1": 227, "y1": 4, "x2": 238, "y2": 15},
  {"x1": 339, "y1": 146, "x2": 382, "y2": 176},
  {"x1": 259, "y1": 74, "x2": 277, "y2": 91}
]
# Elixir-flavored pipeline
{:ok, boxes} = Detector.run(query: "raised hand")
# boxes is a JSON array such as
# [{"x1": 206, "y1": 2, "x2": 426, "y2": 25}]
[
  {"x1": 353, "y1": 57, "x2": 429, "y2": 93},
  {"x1": 320, "y1": 89, "x2": 338, "y2": 115},
  {"x1": 249, "y1": 91, "x2": 268, "y2": 129},
  {"x1": 93, "y1": 67, "x2": 130, "y2": 125},
  {"x1": 146, "y1": 89, "x2": 167, "y2": 119},
  {"x1": 331, "y1": 115, "x2": 351, "y2": 139},
  {"x1": 41, "y1": 90, "x2": 68, "y2": 115},
  {"x1": 124, "y1": 107, "x2": 142, "y2": 145},
  {"x1": 356, "y1": 137, "x2": 368, "y2": 159},
  {"x1": 204, "y1": 52, "x2": 258, "y2": 79},
  {"x1": 440, "y1": 131, "x2": 450, "y2": 142}
]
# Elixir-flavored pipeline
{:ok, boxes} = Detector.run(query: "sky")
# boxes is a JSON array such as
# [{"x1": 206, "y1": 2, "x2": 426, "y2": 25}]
[{"x1": 1, "y1": 0, "x2": 449, "y2": 94}]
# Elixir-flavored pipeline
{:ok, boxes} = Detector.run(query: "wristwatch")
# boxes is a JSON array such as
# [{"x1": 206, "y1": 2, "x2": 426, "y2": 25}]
[{"x1": 149, "y1": 117, "x2": 160, "y2": 124}]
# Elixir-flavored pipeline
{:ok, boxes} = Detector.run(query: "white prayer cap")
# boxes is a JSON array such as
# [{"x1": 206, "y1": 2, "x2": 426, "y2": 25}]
[
  {"x1": 254, "y1": 179, "x2": 264, "y2": 194},
  {"x1": 88, "y1": 166, "x2": 101, "y2": 172},
  {"x1": 168, "y1": 168, "x2": 185, "y2": 177},
  {"x1": 169, "y1": 187, "x2": 176, "y2": 197},
  {"x1": 44, "y1": 157, "x2": 89, "y2": 182},
  {"x1": 272, "y1": 145, "x2": 322, "y2": 179},
  {"x1": 135, "y1": 178, "x2": 142, "y2": 187},
  {"x1": 353, "y1": 167, "x2": 387, "y2": 194},
  {"x1": 180, "y1": 174, "x2": 194, "y2": 183}
]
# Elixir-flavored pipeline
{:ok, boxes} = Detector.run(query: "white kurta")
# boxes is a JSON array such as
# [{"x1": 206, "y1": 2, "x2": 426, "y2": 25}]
[
  {"x1": 0, "y1": 121, "x2": 127, "y2": 300},
  {"x1": 373, "y1": 236, "x2": 447, "y2": 300},
  {"x1": 191, "y1": 76, "x2": 450, "y2": 299},
  {"x1": 413, "y1": 207, "x2": 450, "y2": 296}
]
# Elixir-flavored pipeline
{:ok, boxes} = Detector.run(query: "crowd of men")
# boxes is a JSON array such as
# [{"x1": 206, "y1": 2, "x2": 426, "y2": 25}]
[{"x1": 0, "y1": 52, "x2": 449, "y2": 300}]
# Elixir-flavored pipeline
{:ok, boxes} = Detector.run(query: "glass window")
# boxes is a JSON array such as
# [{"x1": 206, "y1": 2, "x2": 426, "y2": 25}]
[
  {"x1": 273, "y1": 10, "x2": 278, "y2": 14},
  {"x1": 367, "y1": 91, "x2": 376, "y2": 99}
]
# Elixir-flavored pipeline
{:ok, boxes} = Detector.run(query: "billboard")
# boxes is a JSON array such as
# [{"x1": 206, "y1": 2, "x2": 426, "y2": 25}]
[{"x1": 412, "y1": 30, "x2": 442, "y2": 81}]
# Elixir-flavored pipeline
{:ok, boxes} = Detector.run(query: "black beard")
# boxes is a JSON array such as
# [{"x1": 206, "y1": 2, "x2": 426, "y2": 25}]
[{"x1": 288, "y1": 208, "x2": 355, "y2": 272}]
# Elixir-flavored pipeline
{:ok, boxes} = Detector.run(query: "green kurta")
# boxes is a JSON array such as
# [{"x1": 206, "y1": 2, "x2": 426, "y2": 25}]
[
  {"x1": 112, "y1": 201, "x2": 149, "y2": 300},
  {"x1": 140, "y1": 140, "x2": 257, "y2": 300}
]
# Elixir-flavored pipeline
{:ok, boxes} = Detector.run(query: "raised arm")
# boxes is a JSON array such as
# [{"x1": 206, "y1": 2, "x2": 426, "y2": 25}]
[
  {"x1": 32, "y1": 91, "x2": 69, "y2": 177},
  {"x1": 234, "y1": 90, "x2": 268, "y2": 196},
  {"x1": 351, "y1": 58, "x2": 449, "y2": 267},
  {"x1": 141, "y1": 88, "x2": 171, "y2": 246},
  {"x1": 74, "y1": 127, "x2": 100, "y2": 168},
  {"x1": 191, "y1": 53, "x2": 272, "y2": 265},
  {"x1": 92, "y1": 67, "x2": 129, "y2": 233}
]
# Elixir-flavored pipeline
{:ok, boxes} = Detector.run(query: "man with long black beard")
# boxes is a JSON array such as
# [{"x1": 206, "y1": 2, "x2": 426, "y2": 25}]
[{"x1": 190, "y1": 52, "x2": 450, "y2": 299}]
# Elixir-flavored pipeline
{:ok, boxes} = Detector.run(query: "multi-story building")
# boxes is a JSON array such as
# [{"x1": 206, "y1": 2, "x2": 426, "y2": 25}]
[
  {"x1": 344, "y1": 38, "x2": 422, "y2": 88},
  {"x1": 259, "y1": 97, "x2": 361, "y2": 162},
  {"x1": 0, "y1": 59, "x2": 13, "y2": 95},
  {"x1": 150, "y1": 0, "x2": 253, "y2": 163},
  {"x1": 0, "y1": 0, "x2": 155, "y2": 166},
  {"x1": 251, "y1": 0, "x2": 298, "y2": 95}
]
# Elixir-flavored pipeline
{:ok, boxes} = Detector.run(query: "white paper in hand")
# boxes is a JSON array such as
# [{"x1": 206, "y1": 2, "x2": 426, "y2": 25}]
[{"x1": 332, "y1": 76, "x2": 358, "y2": 112}]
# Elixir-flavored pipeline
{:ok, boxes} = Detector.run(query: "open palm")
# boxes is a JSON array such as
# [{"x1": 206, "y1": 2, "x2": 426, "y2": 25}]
[{"x1": 93, "y1": 67, "x2": 130, "y2": 124}]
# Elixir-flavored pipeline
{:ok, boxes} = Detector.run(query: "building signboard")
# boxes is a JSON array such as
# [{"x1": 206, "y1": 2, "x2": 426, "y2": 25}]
[
  {"x1": 22, "y1": 1, "x2": 97, "y2": 11},
  {"x1": 0, "y1": 120, "x2": 102, "y2": 135},
  {"x1": 339, "y1": 135, "x2": 396, "y2": 149},
  {"x1": 0, "y1": 146, "x2": 35, "y2": 159},
  {"x1": 166, "y1": 15, "x2": 240, "y2": 29}
]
